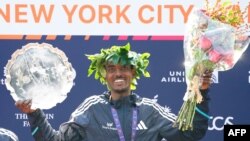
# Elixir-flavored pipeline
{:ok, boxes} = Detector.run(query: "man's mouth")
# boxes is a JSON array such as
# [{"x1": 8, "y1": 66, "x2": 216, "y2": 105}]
[{"x1": 114, "y1": 79, "x2": 124, "y2": 83}]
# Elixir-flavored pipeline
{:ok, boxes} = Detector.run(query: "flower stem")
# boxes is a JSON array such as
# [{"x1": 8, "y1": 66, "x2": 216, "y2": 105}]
[{"x1": 173, "y1": 92, "x2": 197, "y2": 131}]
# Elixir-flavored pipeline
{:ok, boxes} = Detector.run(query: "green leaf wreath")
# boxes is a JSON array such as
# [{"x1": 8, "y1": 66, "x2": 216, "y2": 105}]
[{"x1": 85, "y1": 43, "x2": 150, "y2": 90}]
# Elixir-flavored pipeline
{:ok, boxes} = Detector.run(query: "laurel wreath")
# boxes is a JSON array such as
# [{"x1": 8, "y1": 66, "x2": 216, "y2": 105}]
[{"x1": 85, "y1": 43, "x2": 150, "y2": 90}]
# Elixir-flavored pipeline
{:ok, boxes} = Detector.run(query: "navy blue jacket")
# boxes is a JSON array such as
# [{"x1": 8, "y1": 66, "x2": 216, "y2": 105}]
[{"x1": 28, "y1": 90, "x2": 209, "y2": 141}]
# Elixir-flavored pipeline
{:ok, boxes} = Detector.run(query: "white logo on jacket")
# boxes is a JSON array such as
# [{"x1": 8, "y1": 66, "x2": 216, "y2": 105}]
[
  {"x1": 136, "y1": 120, "x2": 148, "y2": 130},
  {"x1": 102, "y1": 122, "x2": 117, "y2": 130}
]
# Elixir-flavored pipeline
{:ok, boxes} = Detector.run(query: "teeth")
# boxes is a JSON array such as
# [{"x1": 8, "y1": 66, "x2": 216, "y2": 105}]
[{"x1": 114, "y1": 79, "x2": 124, "y2": 82}]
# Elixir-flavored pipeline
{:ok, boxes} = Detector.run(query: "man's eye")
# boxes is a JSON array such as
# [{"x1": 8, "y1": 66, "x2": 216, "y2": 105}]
[
  {"x1": 107, "y1": 68, "x2": 115, "y2": 73},
  {"x1": 121, "y1": 66, "x2": 130, "y2": 72}
]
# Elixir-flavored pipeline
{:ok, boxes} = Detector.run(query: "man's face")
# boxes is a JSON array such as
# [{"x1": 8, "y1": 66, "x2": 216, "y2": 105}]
[{"x1": 105, "y1": 63, "x2": 135, "y2": 94}]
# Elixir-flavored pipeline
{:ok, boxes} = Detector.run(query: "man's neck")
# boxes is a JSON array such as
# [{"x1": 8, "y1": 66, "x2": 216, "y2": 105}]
[{"x1": 110, "y1": 90, "x2": 131, "y2": 100}]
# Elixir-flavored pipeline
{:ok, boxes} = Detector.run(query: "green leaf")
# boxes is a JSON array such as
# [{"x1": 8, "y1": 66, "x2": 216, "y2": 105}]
[
  {"x1": 111, "y1": 54, "x2": 120, "y2": 64},
  {"x1": 94, "y1": 71, "x2": 99, "y2": 79},
  {"x1": 120, "y1": 56, "x2": 128, "y2": 65},
  {"x1": 144, "y1": 71, "x2": 150, "y2": 77},
  {"x1": 143, "y1": 60, "x2": 149, "y2": 67},
  {"x1": 124, "y1": 42, "x2": 130, "y2": 51},
  {"x1": 87, "y1": 68, "x2": 94, "y2": 77},
  {"x1": 120, "y1": 47, "x2": 129, "y2": 56},
  {"x1": 141, "y1": 52, "x2": 150, "y2": 59}
]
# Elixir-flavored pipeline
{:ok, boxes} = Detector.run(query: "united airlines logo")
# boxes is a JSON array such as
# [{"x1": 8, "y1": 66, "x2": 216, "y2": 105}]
[
  {"x1": 161, "y1": 71, "x2": 185, "y2": 83},
  {"x1": 161, "y1": 70, "x2": 219, "y2": 84}
]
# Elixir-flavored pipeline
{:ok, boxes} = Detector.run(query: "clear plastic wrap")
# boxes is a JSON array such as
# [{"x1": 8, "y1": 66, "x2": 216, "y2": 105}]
[{"x1": 174, "y1": 9, "x2": 250, "y2": 131}]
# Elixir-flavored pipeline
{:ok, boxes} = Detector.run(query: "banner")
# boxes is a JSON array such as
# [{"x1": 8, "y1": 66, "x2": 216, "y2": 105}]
[
  {"x1": 0, "y1": 0, "x2": 249, "y2": 35},
  {"x1": 0, "y1": 0, "x2": 250, "y2": 141}
]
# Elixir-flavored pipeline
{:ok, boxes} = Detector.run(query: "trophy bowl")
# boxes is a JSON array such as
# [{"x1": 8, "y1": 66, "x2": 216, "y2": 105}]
[{"x1": 4, "y1": 43, "x2": 76, "y2": 109}]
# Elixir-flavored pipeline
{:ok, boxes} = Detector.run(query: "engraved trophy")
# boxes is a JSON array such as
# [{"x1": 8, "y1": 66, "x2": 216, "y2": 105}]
[{"x1": 4, "y1": 43, "x2": 76, "y2": 109}]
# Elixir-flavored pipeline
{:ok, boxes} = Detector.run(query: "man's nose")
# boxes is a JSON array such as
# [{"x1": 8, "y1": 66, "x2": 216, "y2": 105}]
[{"x1": 114, "y1": 69, "x2": 123, "y2": 75}]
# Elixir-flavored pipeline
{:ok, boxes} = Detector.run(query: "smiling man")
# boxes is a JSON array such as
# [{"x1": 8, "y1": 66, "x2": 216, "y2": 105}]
[
  {"x1": 16, "y1": 43, "x2": 212, "y2": 141},
  {"x1": 105, "y1": 63, "x2": 135, "y2": 99}
]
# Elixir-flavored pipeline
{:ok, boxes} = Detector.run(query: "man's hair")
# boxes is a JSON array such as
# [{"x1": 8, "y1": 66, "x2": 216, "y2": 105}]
[{"x1": 85, "y1": 43, "x2": 150, "y2": 90}]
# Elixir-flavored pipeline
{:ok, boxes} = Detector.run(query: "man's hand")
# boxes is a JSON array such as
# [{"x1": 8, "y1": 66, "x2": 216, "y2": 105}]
[
  {"x1": 200, "y1": 70, "x2": 213, "y2": 90},
  {"x1": 15, "y1": 99, "x2": 37, "y2": 114}
]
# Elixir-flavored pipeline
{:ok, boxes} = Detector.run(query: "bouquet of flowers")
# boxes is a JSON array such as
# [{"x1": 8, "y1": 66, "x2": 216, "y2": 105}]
[{"x1": 174, "y1": 0, "x2": 250, "y2": 131}]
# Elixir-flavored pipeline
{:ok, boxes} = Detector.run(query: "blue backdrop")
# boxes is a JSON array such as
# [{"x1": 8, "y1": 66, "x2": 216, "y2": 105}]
[{"x1": 0, "y1": 36, "x2": 249, "y2": 141}]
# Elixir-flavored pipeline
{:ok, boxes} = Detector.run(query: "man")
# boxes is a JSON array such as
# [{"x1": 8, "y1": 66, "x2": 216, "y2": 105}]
[
  {"x1": 0, "y1": 128, "x2": 19, "y2": 141},
  {"x1": 16, "y1": 43, "x2": 212, "y2": 141}
]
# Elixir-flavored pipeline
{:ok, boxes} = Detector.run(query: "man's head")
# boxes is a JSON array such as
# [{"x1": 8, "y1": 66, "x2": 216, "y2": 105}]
[
  {"x1": 86, "y1": 43, "x2": 150, "y2": 90},
  {"x1": 104, "y1": 63, "x2": 135, "y2": 94}
]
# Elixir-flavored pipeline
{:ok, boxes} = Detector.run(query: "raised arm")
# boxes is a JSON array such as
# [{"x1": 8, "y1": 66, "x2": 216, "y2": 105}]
[
  {"x1": 15, "y1": 100, "x2": 86, "y2": 141},
  {"x1": 160, "y1": 70, "x2": 212, "y2": 141}
]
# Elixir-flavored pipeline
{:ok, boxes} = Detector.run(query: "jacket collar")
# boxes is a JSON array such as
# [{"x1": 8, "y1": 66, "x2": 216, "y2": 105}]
[{"x1": 104, "y1": 91, "x2": 138, "y2": 109}]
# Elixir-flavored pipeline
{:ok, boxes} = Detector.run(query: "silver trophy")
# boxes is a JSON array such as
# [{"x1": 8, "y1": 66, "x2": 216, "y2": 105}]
[
  {"x1": 0, "y1": 128, "x2": 19, "y2": 141},
  {"x1": 4, "y1": 43, "x2": 76, "y2": 109}
]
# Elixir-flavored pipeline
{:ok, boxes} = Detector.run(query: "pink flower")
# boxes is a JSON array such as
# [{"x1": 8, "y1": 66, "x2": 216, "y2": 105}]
[
  {"x1": 222, "y1": 53, "x2": 234, "y2": 68},
  {"x1": 237, "y1": 35, "x2": 248, "y2": 41},
  {"x1": 208, "y1": 49, "x2": 222, "y2": 63},
  {"x1": 199, "y1": 35, "x2": 212, "y2": 50}
]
